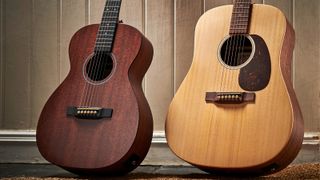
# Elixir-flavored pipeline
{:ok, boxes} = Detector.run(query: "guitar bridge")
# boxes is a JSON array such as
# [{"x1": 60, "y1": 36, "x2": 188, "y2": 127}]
[
  {"x1": 67, "y1": 107, "x2": 113, "y2": 119},
  {"x1": 206, "y1": 92, "x2": 255, "y2": 104}
]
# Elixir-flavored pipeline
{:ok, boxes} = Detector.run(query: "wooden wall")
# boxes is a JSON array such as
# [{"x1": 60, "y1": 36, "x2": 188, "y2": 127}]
[{"x1": 0, "y1": 0, "x2": 319, "y2": 132}]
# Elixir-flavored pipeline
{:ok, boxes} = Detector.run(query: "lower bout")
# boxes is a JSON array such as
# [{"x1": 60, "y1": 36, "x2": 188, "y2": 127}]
[{"x1": 60, "y1": 151, "x2": 146, "y2": 176}]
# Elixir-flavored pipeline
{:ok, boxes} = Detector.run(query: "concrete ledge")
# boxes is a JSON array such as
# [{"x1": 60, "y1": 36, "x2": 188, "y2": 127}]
[{"x1": 0, "y1": 130, "x2": 319, "y2": 165}]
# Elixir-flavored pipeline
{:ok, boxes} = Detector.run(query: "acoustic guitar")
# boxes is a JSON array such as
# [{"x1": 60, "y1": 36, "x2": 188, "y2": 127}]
[
  {"x1": 37, "y1": 0, "x2": 153, "y2": 175},
  {"x1": 166, "y1": 0, "x2": 303, "y2": 175}
]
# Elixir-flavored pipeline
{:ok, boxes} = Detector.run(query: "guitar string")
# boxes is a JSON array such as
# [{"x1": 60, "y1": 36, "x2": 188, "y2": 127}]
[
  {"x1": 234, "y1": 0, "x2": 246, "y2": 91},
  {"x1": 219, "y1": 33, "x2": 230, "y2": 91},
  {"x1": 230, "y1": 0, "x2": 249, "y2": 92},
  {"x1": 87, "y1": 0, "x2": 118, "y2": 107},
  {"x1": 219, "y1": 29, "x2": 230, "y2": 92},
  {"x1": 79, "y1": 0, "x2": 110, "y2": 108},
  {"x1": 87, "y1": 0, "x2": 113, "y2": 107},
  {"x1": 232, "y1": 35, "x2": 240, "y2": 91},
  {"x1": 220, "y1": 1, "x2": 237, "y2": 92},
  {"x1": 235, "y1": 0, "x2": 250, "y2": 91},
  {"x1": 223, "y1": 2, "x2": 238, "y2": 92},
  {"x1": 92, "y1": 0, "x2": 121, "y2": 106},
  {"x1": 82, "y1": 0, "x2": 111, "y2": 108},
  {"x1": 224, "y1": 0, "x2": 248, "y2": 92},
  {"x1": 220, "y1": 12, "x2": 233, "y2": 92},
  {"x1": 88, "y1": 1, "x2": 116, "y2": 106},
  {"x1": 221, "y1": 1, "x2": 235, "y2": 92},
  {"x1": 232, "y1": 0, "x2": 245, "y2": 91},
  {"x1": 226, "y1": 35, "x2": 235, "y2": 92},
  {"x1": 81, "y1": 0, "x2": 112, "y2": 108},
  {"x1": 236, "y1": 0, "x2": 249, "y2": 91},
  {"x1": 93, "y1": 0, "x2": 121, "y2": 106}
]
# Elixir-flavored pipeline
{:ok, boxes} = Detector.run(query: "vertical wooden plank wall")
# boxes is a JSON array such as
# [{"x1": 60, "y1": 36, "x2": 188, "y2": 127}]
[
  {"x1": 145, "y1": 0, "x2": 174, "y2": 130},
  {"x1": 60, "y1": 0, "x2": 87, "y2": 81},
  {"x1": 0, "y1": 0, "x2": 3, "y2": 128},
  {"x1": 31, "y1": 0, "x2": 59, "y2": 128},
  {"x1": 264, "y1": 0, "x2": 293, "y2": 23},
  {"x1": 294, "y1": 0, "x2": 320, "y2": 131},
  {"x1": 0, "y1": 0, "x2": 319, "y2": 132},
  {"x1": 3, "y1": 0, "x2": 32, "y2": 129},
  {"x1": 205, "y1": 0, "x2": 233, "y2": 10},
  {"x1": 119, "y1": 0, "x2": 144, "y2": 32},
  {"x1": 174, "y1": 0, "x2": 203, "y2": 91},
  {"x1": 90, "y1": 0, "x2": 104, "y2": 23}
]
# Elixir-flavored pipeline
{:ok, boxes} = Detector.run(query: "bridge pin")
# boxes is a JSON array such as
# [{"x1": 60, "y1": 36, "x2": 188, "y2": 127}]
[{"x1": 94, "y1": 111, "x2": 97, "y2": 114}]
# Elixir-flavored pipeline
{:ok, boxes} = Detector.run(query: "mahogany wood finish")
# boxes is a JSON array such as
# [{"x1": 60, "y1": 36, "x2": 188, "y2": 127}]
[
  {"x1": 36, "y1": 24, "x2": 153, "y2": 175},
  {"x1": 166, "y1": 4, "x2": 303, "y2": 175}
]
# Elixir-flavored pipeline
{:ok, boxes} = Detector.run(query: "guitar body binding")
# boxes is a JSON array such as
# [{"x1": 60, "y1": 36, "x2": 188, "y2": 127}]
[
  {"x1": 37, "y1": 24, "x2": 153, "y2": 175},
  {"x1": 166, "y1": 4, "x2": 303, "y2": 175}
]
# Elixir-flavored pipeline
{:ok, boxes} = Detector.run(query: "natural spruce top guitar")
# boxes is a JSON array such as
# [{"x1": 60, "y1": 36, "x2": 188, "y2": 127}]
[
  {"x1": 37, "y1": 0, "x2": 153, "y2": 175},
  {"x1": 166, "y1": 0, "x2": 303, "y2": 175}
]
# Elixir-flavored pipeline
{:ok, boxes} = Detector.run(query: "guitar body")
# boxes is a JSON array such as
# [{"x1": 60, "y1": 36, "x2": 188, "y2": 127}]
[
  {"x1": 37, "y1": 24, "x2": 153, "y2": 175},
  {"x1": 166, "y1": 4, "x2": 303, "y2": 175}
]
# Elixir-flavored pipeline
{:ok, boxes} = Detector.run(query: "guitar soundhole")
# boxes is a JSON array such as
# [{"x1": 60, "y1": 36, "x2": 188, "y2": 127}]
[
  {"x1": 85, "y1": 52, "x2": 114, "y2": 82},
  {"x1": 219, "y1": 35, "x2": 254, "y2": 69}
]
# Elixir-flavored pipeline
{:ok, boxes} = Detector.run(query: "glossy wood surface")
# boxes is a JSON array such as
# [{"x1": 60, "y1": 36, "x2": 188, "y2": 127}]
[
  {"x1": 166, "y1": 4, "x2": 303, "y2": 174},
  {"x1": 36, "y1": 24, "x2": 153, "y2": 175},
  {"x1": 1, "y1": 0, "x2": 318, "y2": 133}
]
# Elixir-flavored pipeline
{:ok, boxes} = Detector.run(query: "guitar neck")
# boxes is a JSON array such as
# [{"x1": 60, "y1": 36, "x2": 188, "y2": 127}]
[
  {"x1": 94, "y1": 0, "x2": 122, "y2": 53},
  {"x1": 230, "y1": 0, "x2": 252, "y2": 35}
]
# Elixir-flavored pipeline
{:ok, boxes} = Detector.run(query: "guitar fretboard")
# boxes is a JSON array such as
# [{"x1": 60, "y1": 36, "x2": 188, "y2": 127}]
[
  {"x1": 94, "y1": 0, "x2": 122, "y2": 52},
  {"x1": 229, "y1": 0, "x2": 252, "y2": 34}
]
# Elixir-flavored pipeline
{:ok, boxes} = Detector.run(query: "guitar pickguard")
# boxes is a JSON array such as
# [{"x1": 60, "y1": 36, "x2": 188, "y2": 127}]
[{"x1": 239, "y1": 35, "x2": 271, "y2": 91}]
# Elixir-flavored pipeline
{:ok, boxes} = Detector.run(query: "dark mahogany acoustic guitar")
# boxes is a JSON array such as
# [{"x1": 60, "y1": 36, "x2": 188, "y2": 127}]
[{"x1": 37, "y1": 0, "x2": 153, "y2": 175}]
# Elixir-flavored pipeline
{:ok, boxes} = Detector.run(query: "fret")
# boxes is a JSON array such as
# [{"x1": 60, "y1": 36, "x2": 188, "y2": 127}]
[
  {"x1": 104, "y1": 10, "x2": 120, "y2": 13},
  {"x1": 95, "y1": 46, "x2": 112, "y2": 49},
  {"x1": 96, "y1": 34, "x2": 115, "y2": 37},
  {"x1": 232, "y1": 9, "x2": 251, "y2": 12},
  {"x1": 96, "y1": 41, "x2": 113, "y2": 44},
  {"x1": 231, "y1": 20, "x2": 249, "y2": 22},
  {"x1": 230, "y1": 26, "x2": 249, "y2": 28},
  {"x1": 231, "y1": 15, "x2": 250, "y2": 17},
  {"x1": 230, "y1": 0, "x2": 252, "y2": 34},
  {"x1": 102, "y1": 17, "x2": 119, "y2": 21},
  {"x1": 101, "y1": 13, "x2": 120, "y2": 18},
  {"x1": 231, "y1": 17, "x2": 250, "y2": 21},
  {"x1": 96, "y1": 38, "x2": 114, "y2": 42},
  {"x1": 100, "y1": 22, "x2": 117, "y2": 26},
  {"x1": 231, "y1": 25, "x2": 249, "y2": 28},
  {"x1": 98, "y1": 29, "x2": 114, "y2": 35},
  {"x1": 96, "y1": 35, "x2": 114, "y2": 39},
  {"x1": 234, "y1": 6, "x2": 250, "y2": 9},
  {"x1": 95, "y1": 44, "x2": 112, "y2": 47},
  {"x1": 94, "y1": 0, "x2": 122, "y2": 52},
  {"x1": 97, "y1": 35, "x2": 115, "y2": 40},
  {"x1": 99, "y1": 25, "x2": 117, "y2": 28}
]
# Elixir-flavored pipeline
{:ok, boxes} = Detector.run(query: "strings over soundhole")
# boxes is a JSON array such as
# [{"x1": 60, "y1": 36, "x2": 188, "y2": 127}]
[
  {"x1": 85, "y1": 52, "x2": 114, "y2": 83},
  {"x1": 219, "y1": 35, "x2": 254, "y2": 68}
]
